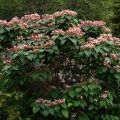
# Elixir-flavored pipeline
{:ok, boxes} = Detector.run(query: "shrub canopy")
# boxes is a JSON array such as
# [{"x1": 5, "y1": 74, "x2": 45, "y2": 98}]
[{"x1": 0, "y1": 10, "x2": 120, "y2": 119}]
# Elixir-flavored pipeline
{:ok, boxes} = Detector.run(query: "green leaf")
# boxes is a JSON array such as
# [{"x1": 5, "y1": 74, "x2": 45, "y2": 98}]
[
  {"x1": 33, "y1": 106, "x2": 40, "y2": 113},
  {"x1": 100, "y1": 101, "x2": 107, "y2": 108},
  {"x1": 79, "y1": 52, "x2": 84, "y2": 57},
  {"x1": 107, "y1": 41, "x2": 114, "y2": 45},
  {"x1": 89, "y1": 96, "x2": 93, "y2": 102},
  {"x1": 61, "y1": 103, "x2": 67, "y2": 109},
  {"x1": 79, "y1": 100, "x2": 87, "y2": 108},
  {"x1": 61, "y1": 110, "x2": 69, "y2": 118},
  {"x1": 94, "y1": 46, "x2": 100, "y2": 52},
  {"x1": 51, "y1": 35, "x2": 59, "y2": 40},
  {"x1": 83, "y1": 86, "x2": 88, "y2": 91},
  {"x1": 54, "y1": 106, "x2": 60, "y2": 112},
  {"x1": 84, "y1": 50, "x2": 91, "y2": 57},
  {"x1": 68, "y1": 103, "x2": 73, "y2": 107},
  {"x1": 75, "y1": 88, "x2": 81, "y2": 93},
  {"x1": 12, "y1": 53, "x2": 18, "y2": 58},
  {"x1": 25, "y1": 118, "x2": 31, "y2": 120},
  {"x1": 82, "y1": 91, "x2": 88, "y2": 97},
  {"x1": 3, "y1": 65, "x2": 11, "y2": 71},
  {"x1": 0, "y1": 36, "x2": 4, "y2": 40},
  {"x1": 73, "y1": 18, "x2": 78, "y2": 24},
  {"x1": 69, "y1": 91, "x2": 75, "y2": 98},
  {"x1": 0, "y1": 29, "x2": 4, "y2": 33},
  {"x1": 88, "y1": 104, "x2": 94, "y2": 110},
  {"x1": 49, "y1": 108, "x2": 54, "y2": 115},
  {"x1": 27, "y1": 54, "x2": 34, "y2": 60},
  {"x1": 98, "y1": 67, "x2": 107, "y2": 73},
  {"x1": 19, "y1": 79, "x2": 25, "y2": 85},
  {"x1": 40, "y1": 104, "x2": 45, "y2": 109},
  {"x1": 5, "y1": 27, "x2": 11, "y2": 31},
  {"x1": 31, "y1": 72, "x2": 40, "y2": 80},
  {"x1": 61, "y1": 39, "x2": 66, "y2": 45},
  {"x1": 103, "y1": 46, "x2": 109, "y2": 52},
  {"x1": 52, "y1": 46, "x2": 59, "y2": 51},
  {"x1": 114, "y1": 73, "x2": 120, "y2": 80},
  {"x1": 74, "y1": 101, "x2": 80, "y2": 107},
  {"x1": 88, "y1": 85, "x2": 94, "y2": 91},
  {"x1": 13, "y1": 65, "x2": 19, "y2": 70},
  {"x1": 79, "y1": 114, "x2": 89, "y2": 120},
  {"x1": 69, "y1": 38, "x2": 77, "y2": 46},
  {"x1": 43, "y1": 110, "x2": 49, "y2": 117}
]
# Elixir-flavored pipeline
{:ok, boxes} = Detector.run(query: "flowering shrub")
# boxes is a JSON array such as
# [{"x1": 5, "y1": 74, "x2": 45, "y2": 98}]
[{"x1": 0, "y1": 10, "x2": 120, "y2": 119}]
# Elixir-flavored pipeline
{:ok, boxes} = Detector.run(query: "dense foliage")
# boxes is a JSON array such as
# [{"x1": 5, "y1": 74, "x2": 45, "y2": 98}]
[
  {"x1": 112, "y1": 0, "x2": 120, "y2": 37},
  {"x1": 0, "y1": 0, "x2": 113, "y2": 20},
  {"x1": 0, "y1": 10, "x2": 120, "y2": 120}
]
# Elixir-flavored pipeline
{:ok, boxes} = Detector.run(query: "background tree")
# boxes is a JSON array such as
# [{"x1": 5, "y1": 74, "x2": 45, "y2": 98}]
[
  {"x1": 0, "y1": 0, "x2": 24, "y2": 20},
  {"x1": 0, "y1": 0, "x2": 114, "y2": 22},
  {"x1": 112, "y1": 0, "x2": 120, "y2": 37}
]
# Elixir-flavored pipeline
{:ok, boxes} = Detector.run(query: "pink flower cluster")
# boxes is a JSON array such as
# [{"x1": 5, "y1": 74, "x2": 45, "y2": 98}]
[
  {"x1": 80, "y1": 20, "x2": 105, "y2": 28},
  {"x1": 103, "y1": 27, "x2": 111, "y2": 33},
  {"x1": 21, "y1": 13, "x2": 41, "y2": 21},
  {"x1": 66, "y1": 27, "x2": 84, "y2": 36},
  {"x1": 0, "y1": 10, "x2": 77, "y2": 29},
  {"x1": 42, "y1": 14, "x2": 54, "y2": 20},
  {"x1": 82, "y1": 34, "x2": 120, "y2": 49},
  {"x1": 103, "y1": 53, "x2": 118, "y2": 67},
  {"x1": 52, "y1": 29, "x2": 65, "y2": 35},
  {"x1": 53, "y1": 10, "x2": 77, "y2": 17},
  {"x1": 2, "y1": 17, "x2": 28, "y2": 29},
  {"x1": 0, "y1": 17, "x2": 28, "y2": 30},
  {"x1": 31, "y1": 24, "x2": 41, "y2": 28},
  {"x1": 82, "y1": 43, "x2": 95, "y2": 49},
  {"x1": 18, "y1": 22, "x2": 28, "y2": 29},
  {"x1": 0, "y1": 20, "x2": 7, "y2": 26},
  {"x1": 31, "y1": 34, "x2": 43, "y2": 41},
  {"x1": 100, "y1": 90, "x2": 109, "y2": 99},
  {"x1": 103, "y1": 53, "x2": 118, "y2": 60},
  {"x1": 9, "y1": 41, "x2": 55, "y2": 52},
  {"x1": 42, "y1": 10, "x2": 77, "y2": 20},
  {"x1": 9, "y1": 44, "x2": 30, "y2": 52},
  {"x1": 21, "y1": 10, "x2": 77, "y2": 22},
  {"x1": 111, "y1": 54, "x2": 118, "y2": 60},
  {"x1": 101, "y1": 34, "x2": 120, "y2": 41},
  {"x1": 17, "y1": 36, "x2": 24, "y2": 40},
  {"x1": 35, "y1": 98, "x2": 65, "y2": 106},
  {"x1": 3, "y1": 59, "x2": 12, "y2": 64},
  {"x1": 32, "y1": 41, "x2": 55, "y2": 51},
  {"x1": 52, "y1": 27, "x2": 84, "y2": 36},
  {"x1": 104, "y1": 57, "x2": 111, "y2": 67},
  {"x1": 7, "y1": 17, "x2": 21, "y2": 26}
]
